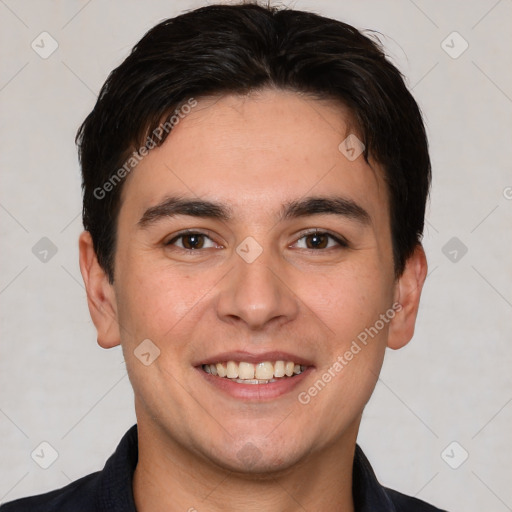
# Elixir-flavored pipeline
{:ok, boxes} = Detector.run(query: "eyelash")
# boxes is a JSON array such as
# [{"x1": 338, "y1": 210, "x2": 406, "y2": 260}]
[{"x1": 164, "y1": 229, "x2": 349, "y2": 252}]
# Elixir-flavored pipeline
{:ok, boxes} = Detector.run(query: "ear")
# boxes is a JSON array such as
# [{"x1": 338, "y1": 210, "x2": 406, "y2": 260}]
[
  {"x1": 387, "y1": 244, "x2": 428, "y2": 350},
  {"x1": 79, "y1": 231, "x2": 121, "y2": 349}
]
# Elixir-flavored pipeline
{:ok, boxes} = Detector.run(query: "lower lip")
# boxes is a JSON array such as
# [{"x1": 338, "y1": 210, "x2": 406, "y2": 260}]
[{"x1": 195, "y1": 366, "x2": 313, "y2": 401}]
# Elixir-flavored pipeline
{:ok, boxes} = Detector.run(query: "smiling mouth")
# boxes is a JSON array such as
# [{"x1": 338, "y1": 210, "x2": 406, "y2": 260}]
[{"x1": 201, "y1": 360, "x2": 306, "y2": 384}]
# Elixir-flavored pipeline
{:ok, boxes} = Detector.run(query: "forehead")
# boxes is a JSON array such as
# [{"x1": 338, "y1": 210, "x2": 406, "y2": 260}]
[{"x1": 119, "y1": 89, "x2": 388, "y2": 223}]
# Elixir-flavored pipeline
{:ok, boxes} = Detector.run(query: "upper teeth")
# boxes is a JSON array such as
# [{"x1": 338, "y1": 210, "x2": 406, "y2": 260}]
[{"x1": 202, "y1": 361, "x2": 305, "y2": 380}]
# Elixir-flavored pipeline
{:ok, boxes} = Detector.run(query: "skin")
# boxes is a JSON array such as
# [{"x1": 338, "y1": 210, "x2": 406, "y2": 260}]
[{"x1": 79, "y1": 88, "x2": 427, "y2": 511}]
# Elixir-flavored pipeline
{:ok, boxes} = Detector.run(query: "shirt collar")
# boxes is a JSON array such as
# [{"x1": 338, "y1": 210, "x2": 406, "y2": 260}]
[
  {"x1": 353, "y1": 444, "x2": 398, "y2": 512},
  {"x1": 95, "y1": 424, "x2": 138, "y2": 511}
]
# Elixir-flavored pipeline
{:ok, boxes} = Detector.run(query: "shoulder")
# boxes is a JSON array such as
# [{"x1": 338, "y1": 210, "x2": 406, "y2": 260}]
[
  {"x1": 0, "y1": 472, "x2": 100, "y2": 512},
  {"x1": 353, "y1": 444, "x2": 448, "y2": 512},
  {"x1": 385, "y1": 487, "x2": 449, "y2": 512},
  {"x1": 0, "y1": 425, "x2": 138, "y2": 512}
]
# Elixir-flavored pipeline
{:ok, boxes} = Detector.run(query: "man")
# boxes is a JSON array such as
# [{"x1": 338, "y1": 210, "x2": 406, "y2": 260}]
[{"x1": 0, "y1": 2, "x2": 447, "y2": 511}]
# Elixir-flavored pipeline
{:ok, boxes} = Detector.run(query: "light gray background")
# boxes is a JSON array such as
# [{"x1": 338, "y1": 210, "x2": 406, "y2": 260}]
[{"x1": 1, "y1": 1, "x2": 511, "y2": 510}]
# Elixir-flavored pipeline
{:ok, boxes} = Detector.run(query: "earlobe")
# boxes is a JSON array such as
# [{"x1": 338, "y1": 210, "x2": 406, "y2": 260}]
[
  {"x1": 78, "y1": 231, "x2": 121, "y2": 349},
  {"x1": 387, "y1": 244, "x2": 428, "y2": 350}
]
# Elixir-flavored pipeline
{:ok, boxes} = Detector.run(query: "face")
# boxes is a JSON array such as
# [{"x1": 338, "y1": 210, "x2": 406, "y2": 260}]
[{"x1": 80, "y1": 88, "x2": 426, "y2": 474}]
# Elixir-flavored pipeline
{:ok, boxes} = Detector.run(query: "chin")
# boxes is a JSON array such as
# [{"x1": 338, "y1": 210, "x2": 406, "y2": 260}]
[{"x1": 205, "y1": 439, "x2": 308, "y2": 476}]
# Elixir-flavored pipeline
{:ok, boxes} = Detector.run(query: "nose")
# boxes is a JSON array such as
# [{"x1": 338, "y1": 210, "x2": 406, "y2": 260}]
[{"x1": 215, "y1": 246, "x2": 299, "y2": 331}]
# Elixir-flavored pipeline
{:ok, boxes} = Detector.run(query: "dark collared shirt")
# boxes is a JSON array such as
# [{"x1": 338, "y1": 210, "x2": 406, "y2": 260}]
[{"x1": 0, "y1": 425, "x2": 447, "y2": 511}]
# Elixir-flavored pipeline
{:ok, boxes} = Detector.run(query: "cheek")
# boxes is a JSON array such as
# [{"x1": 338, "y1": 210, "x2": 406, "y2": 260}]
[
  {"x1": 114, "y1": 253, "x2": 219, "y2": 346},
  {"x1": 305, "y1": 262, "x2": 393, "y2": 337},
  {"x1": 298, "y1": 273, "x2": 391, "y2": 431}
]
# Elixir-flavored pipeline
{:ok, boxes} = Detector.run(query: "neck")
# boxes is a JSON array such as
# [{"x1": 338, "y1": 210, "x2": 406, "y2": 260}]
[{"x1": 133, "y1": 417, "x2": 359, "y2": 512}]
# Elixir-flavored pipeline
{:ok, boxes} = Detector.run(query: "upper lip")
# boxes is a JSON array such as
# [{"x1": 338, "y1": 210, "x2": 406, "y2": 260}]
[{"x1": 194, "y1": 350, "x2": 315, "y2": 367}]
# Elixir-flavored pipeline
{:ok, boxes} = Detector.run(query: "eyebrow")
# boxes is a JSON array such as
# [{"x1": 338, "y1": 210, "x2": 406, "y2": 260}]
[
  {"x1": 138, "y1": 196, "x2": 232, "y2": 228},
  {"x1": 137, "y1": 195, "x2": 371, "y2": 228},
  {"x1": 281, "y1": 196, "x2": 370, "y2": 225}
]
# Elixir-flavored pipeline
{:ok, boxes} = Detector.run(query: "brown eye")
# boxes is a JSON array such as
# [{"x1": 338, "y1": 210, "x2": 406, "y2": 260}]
[
  {"x1": 305, "y1": 232, "x2": 329, "y2": 249},
  {"x1": 166, "y1": 232, "x2": 217, "y2": 250},
  {"x1": 293, "y1": 231, "x2": 348, "y2": 250},
  {"x1": 181, "y1": 234, "x2": 205, "y2": 249}
]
